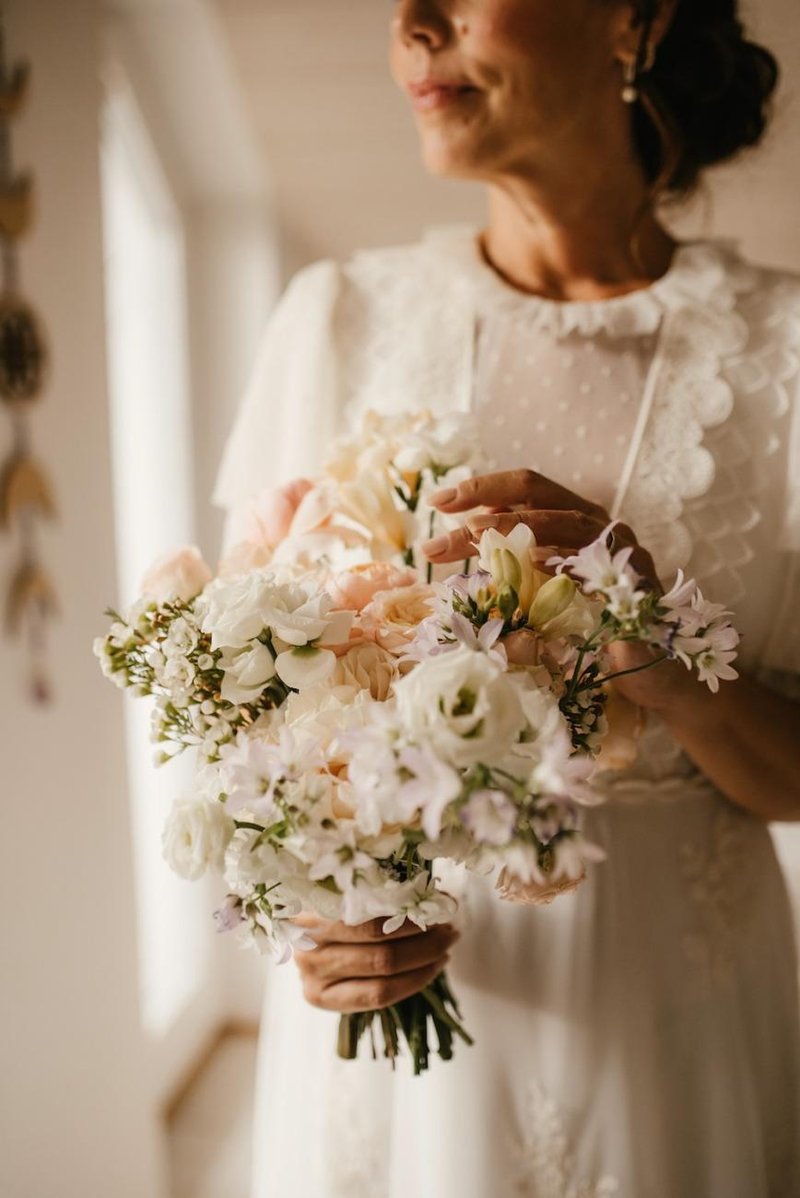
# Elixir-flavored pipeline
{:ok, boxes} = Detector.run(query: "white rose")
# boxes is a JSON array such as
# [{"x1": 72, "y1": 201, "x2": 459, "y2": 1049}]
[
  {"x1": 394, "y1": 645, "x2": 526, "y2": 768},
  {"x1": 162, "y1": 796, "x2": 235, "y2": 881},
  {"x1": 197, "y1": 572, "x2": 352, "y2": 652},
  {"x1": 141, "y1": 546, "x2": 213, "y2": 604}
]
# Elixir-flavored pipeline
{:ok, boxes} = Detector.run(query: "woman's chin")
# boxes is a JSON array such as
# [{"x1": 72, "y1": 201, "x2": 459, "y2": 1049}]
[{"x1": 418, "y1": 136, "x2": 487, "y2": 180}]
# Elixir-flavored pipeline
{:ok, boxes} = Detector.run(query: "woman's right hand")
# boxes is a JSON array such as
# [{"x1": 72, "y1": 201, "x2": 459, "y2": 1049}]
[{"x1": 292, "y1": 913, "x2": 459, "y2": 1014}]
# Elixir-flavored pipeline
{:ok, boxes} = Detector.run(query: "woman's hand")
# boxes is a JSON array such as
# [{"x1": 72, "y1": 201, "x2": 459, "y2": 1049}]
[
  {"x1": 424, "y1": 467, "x2": 661, "y2": 592},
  {"x1": 292, "y1": 914, "x2": 459, "y2": 1014},
  {"x1": 424, "y1": 467, "x2": 699, "y2": 711}
]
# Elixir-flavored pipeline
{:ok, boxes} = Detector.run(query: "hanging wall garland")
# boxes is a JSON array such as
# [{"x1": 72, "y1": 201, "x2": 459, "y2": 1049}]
[{"x1": 0, "y1": 10, "x2": 57, "y2": 704}]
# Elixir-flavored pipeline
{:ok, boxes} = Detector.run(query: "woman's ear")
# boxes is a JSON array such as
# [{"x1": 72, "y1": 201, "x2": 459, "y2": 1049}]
[{"x1": 612, "y1": 0, "x2": 678, "y2": 64}]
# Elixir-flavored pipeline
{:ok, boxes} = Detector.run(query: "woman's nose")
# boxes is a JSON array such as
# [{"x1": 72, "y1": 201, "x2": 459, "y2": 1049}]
[{"x1": 393, "y1": 0, "x2": 451, "y2": 50}]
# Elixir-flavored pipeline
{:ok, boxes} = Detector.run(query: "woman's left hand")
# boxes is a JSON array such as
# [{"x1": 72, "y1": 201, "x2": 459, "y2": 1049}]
[
  {"x1": 424, "y1": 467, "x2": 695, "y2": 713},
  {"x1": 424, "y1": 466, "x2": 660, "y2": 587}
]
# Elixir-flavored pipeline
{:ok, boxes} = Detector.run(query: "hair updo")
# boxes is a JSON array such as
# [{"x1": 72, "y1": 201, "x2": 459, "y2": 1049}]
[{"x1": 631, "y1": 0, "x2": 780, "y2": 196}]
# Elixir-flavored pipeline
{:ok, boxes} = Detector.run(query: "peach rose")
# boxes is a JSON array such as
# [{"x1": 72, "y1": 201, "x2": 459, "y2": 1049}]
[
  {"x1": 242, "y1": 478, "x2": 314, "y2": 550},
  {"x1": 331, "y1": 642, "x2": 398, "y2": 702},
  {"x1": 141, "y1": 545, "x2": 213, "y2": 603},
  {"x1": 361, "y1": 582, "x2": 438, "y2": 655},
  {"x1": 495, "y1": 866, "x2": 586, "y2": 906},
  {"x1": 326, "y1": 562, "x2": 417, "y2": 613}
]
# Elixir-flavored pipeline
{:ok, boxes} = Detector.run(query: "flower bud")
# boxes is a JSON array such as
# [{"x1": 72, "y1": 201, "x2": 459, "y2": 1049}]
[
  {"x1": 496, "y1": 583, "x2": 518, "y2": 621},
  {"x1": 528, "y1": 575, "x2": 577, "y2": 630},
  {"x1": 490, "y1": 547, "x2": 522, "y2": 593}
]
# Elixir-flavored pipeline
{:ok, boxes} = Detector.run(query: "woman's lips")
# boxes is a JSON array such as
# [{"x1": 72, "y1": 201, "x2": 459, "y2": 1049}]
[{"x1": 407, "y1": 83, "x2": 480, "y2": 112}]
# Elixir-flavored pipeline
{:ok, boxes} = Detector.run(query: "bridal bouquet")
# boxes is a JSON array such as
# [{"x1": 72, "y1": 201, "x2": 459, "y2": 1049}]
[{"x1": 95, "y1": 408, "x2": 739, "y2": 1073}]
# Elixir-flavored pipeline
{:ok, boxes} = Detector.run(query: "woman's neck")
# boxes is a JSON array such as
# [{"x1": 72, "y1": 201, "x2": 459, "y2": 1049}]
[{"x1": 481, "y1": 176, "x2": 677, "y2": 303}]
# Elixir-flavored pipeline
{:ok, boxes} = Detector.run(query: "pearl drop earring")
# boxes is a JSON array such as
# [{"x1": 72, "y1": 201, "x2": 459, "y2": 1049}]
[
  {"x1": 622, "y1": 58, "x2": 638, "y2": 104},
  {"x1": 621, "y1": 41, "x2": 655, "y2": 105}
]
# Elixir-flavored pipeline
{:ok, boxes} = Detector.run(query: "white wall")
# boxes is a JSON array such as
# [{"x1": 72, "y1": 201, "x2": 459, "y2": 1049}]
[
  {"x1": 0, "y1": 1, "x2": 167, "y2": 1195},
  {"x1": 215, "y1": 0, "x2": 800, "y2": 276}
]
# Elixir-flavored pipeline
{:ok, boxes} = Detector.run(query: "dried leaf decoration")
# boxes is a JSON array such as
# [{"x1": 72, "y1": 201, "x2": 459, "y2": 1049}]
[
  {"x1": 0, "y1": 172, "x2": 33, "y2": 238},
  {"x1": 0, "y1": 59, "x2": 28, "y2": 118},
  {"x1": 0, "y1": 293, "x2": 48, "y2": 403},
  {"x1": 0, "y1": 453, "x2": 56, "y2": 528},
  {"x1": 5, "y1": 559, "x2": 58, "y2": 637}
]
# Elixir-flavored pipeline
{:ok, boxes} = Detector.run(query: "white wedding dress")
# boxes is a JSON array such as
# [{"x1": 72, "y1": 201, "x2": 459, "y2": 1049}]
[{"x1": 213, "y1": 226, "x2": 800, "y2": 1198}]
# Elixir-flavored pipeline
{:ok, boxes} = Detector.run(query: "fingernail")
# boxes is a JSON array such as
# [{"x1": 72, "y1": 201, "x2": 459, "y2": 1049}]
[
  {"x1": 424, "y1": 536, "x2": 448, "y2": 555},
  {"x1": 431, "y1": 487, "x2": 456, "y2": 506}
]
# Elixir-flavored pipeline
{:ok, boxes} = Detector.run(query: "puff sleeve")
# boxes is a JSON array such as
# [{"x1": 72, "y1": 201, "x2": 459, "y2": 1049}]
[{"x1": 212, "y1": 259, "x2": 344, "y2": 549}]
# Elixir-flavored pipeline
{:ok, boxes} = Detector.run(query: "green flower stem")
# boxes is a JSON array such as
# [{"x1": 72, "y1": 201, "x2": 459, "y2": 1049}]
[
  {"x1": 585, "y1": 653, "x2": 670, "y2": 689},
  {"x1": 336, "y1": 970, "x2": 472, "y2": 1076}
]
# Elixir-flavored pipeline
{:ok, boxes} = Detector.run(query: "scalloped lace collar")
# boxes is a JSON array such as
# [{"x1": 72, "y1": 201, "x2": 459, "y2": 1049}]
[{"x1": 423, "y1": 223, "x2": 753, "y2": 338}]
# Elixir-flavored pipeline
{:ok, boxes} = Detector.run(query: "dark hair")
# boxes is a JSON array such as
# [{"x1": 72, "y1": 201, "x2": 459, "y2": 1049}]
[{"x1": 632, "y1": 0, "x2": 780, "y2": 196}]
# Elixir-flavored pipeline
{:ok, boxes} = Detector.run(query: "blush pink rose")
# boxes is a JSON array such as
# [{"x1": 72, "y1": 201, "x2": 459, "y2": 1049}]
[
  {"x1": 242, "y1": 478, "x2": 314, "y2": 550},
  {"x1": 141, "y1": 545, "x2": 213, "y2": 603},
  {"x1": 325, "y1": 562, "x2": 417, "y2": 613}
]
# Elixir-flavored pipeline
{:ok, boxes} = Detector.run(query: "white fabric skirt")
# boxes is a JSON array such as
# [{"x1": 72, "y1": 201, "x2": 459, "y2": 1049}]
[{"x1": 250, "y1": 790, "x2": 800, "y2": 1198}]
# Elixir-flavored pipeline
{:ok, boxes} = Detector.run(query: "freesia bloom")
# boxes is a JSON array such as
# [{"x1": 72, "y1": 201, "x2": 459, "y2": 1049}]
[
  {"x1": 478, "y1": 524, "x2": 542, "y2": 613},
  {"x1": 141, "y1": 545, "x2": 213, "y2": 604}
]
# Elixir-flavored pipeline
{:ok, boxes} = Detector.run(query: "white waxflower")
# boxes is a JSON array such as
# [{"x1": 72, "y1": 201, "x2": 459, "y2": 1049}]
[
  {"x1": 162, "y1": 796, "x2": 235, "y2": 881},
  {"x1": 163, "y1": 615, "x2": 200, "y2": 658},
  {"x1": 394, "y1": 645, "x2": 526, "y2": 769}
]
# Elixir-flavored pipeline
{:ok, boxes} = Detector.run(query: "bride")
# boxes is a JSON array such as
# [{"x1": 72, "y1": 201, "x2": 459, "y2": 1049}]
[{"x1": 213, "y1": 1, "x2": 800, "y2": 1194}]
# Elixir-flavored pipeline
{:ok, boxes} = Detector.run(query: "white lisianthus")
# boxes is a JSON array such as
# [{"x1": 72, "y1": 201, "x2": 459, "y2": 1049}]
[
  {"x1": 162, "y1": 796, "x2": 235, "y2": 881},
  {"x1": 393, "y1": 645, "x2": 526, "y2": 768},
  {"x1": 141, "y1": 545, "x2": 213, "y2": 603},
  {"x1": 219, "y1": 642, "x2": 277, "y2": 705}
]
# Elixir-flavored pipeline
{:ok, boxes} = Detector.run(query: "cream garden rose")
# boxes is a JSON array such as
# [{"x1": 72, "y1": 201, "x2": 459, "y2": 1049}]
[
  {"x1": 331, "y1": 642, "x2": 398, "y2": 701},
  {"x1": 361, "y1": 582, "x2": 438, "y2": 655}
]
